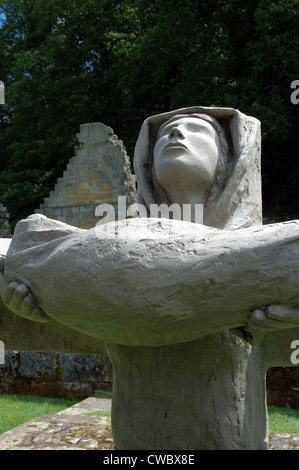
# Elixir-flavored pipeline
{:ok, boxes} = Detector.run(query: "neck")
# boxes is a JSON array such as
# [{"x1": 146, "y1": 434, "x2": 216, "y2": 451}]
[{"x1": 166, "y1": 186, "x2": 208, "y2": 224}]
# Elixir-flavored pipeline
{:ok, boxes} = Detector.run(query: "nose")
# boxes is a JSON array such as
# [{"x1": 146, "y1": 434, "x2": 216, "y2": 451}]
[{"x1": 169, "y1": 126, "x2": 185, "y2": 140}]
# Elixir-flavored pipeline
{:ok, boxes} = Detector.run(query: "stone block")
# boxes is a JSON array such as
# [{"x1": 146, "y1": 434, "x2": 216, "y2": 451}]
[
  {"x1": 77, "y1": 123, "x2": 114, "y2": 145},
  {"x1": 19, "y1": 352, "x2": 58, "y2": 379},
  {"x1": 0, "y1": 351, "x2": 113, "y2": 399},
  {"x1": 36, "y1": 122, "x2": 136, "y2": 229},
  {"x1": 0, "y1": 203, "x2": 11, "y2": 238}
]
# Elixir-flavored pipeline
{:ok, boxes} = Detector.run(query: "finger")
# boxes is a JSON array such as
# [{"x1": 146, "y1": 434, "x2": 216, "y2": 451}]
[
  {"x1": 23, "y1": 293, "x2": 48, "y2": 321},
  {"x1": 1, "y1": 280, "x2": 49, "y2": 322},
  {"x1": 266, "y1": 304, "x2": 299, "y2": 323},
  {"x1": 10, "y1": 283, "x2": 29, "y2": 311},
  {"x1": 2, "y1": 282, "x2": 30, "y2": 315},
  {"x1": 32, "y1": 305, "x2": 49, "y2": 322},
  {"x1": 1, "y1": 281, "x2": 27, "y2": 308},
  {"x1": 23, "y1": 293, "x2": 36, "y2": 311},
  {"x1": 0, "y1": 256, "x2": 5, "y2": 275},
  {"x1": 250, "y1": 309, "x2": 267, "y2": 324},
  {"x1": 20, "y1": 296, "x2": 48, "y2": 322},
  {"x1": 246, "y1": 309, "x2": 278, "y2": 333},
  {"x1": 14, "y1": 283, "x2": 29, "y2": 298}
]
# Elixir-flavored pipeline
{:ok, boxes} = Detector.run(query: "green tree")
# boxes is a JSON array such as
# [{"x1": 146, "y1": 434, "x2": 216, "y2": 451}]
[
  {"x1": 121, "y1": 0, "x2": 299, "y2": 217},
  {"x1": 0, "y1": 0, "x2": 298, "y2": 226},
  {"x1": 0, "y1": 0, "x2": 138, "y2": 226}
]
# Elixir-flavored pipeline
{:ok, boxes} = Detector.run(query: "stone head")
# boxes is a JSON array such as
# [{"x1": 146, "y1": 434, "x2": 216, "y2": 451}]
[
  {"x1": 134, "y1": 106, "x2": 262, "y2": 229},
  {"x1": 152, "y1": 114, "x2": 229, "y2": 207}
]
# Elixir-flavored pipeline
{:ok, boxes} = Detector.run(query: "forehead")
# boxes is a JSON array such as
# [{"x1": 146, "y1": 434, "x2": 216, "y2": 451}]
[{"x1": 158, "y1": 117, "x2": 217, "y2": 137}]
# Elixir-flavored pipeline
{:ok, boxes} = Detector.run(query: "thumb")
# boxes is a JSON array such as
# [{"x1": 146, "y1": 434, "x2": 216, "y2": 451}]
[{"x1": 0, "y1": 256, "x2": 7, "y2": 296}]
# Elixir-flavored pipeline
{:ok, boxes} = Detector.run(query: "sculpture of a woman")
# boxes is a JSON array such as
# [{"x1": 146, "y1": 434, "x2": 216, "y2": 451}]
[{"x1": 1, "y1": 106, "x2": 298, "y2": 449}]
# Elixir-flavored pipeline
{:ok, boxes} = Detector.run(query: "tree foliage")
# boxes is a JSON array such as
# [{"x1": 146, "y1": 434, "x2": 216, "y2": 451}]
[{"x1": 0, "y1": 0, "x2": 298, "y2": 227}]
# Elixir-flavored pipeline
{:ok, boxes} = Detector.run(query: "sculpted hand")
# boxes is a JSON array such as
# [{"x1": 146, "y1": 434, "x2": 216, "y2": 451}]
[
  {"x1": 0, "y1": 256, "x2": 5, "y2": 294},
  {"x1": 244, "y1": 304, "x2": 299, "y2": 344},
  {"x1": 0, "y1": 256, "x2": 48, "y2": 323}
]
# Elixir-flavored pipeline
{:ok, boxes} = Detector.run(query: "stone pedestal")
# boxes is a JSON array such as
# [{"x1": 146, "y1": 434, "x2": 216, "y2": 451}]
[{"x1": 106, "y1": 332, "x2": 268, "y2": 450}]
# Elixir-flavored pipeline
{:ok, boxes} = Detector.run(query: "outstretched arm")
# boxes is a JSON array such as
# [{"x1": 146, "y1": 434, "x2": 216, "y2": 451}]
[
  {"x1": 2, "y1": 216, "x2": 298, "y2": 347},
  {"x1": 0, "y1": 214, "x2": 83, "y2": 323}
]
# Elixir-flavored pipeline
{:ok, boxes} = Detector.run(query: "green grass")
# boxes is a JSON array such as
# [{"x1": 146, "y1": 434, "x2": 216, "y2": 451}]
[
  {"x1": 0, "y1": 393, "x2": 79, "y2": 435},
  {"x1": 85, "y1": 409, "x2": 111, "y2": 418},
  {"x1": 268, "y1": 405, "x2": 299, "y2": 434},
  {"x1": 84, "y1": 409, "x2": 111, "y2": 427},
  {"x1": 0, "y1": 393, "x2": 298, "y2": 437}
]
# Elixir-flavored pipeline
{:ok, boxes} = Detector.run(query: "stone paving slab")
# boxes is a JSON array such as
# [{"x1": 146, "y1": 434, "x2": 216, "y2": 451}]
[
  {"x1": 0, "y1": 396, "x2": 114, "y2": 450},
  {"x1": 269, "y1": 433, "x2": 299, "y2": 450},
  {"x1": 0, "y1": 396, "x2": 298, "y2": 450}
]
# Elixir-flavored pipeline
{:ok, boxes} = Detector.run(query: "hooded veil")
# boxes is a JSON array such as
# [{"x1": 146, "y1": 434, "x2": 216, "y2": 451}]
[{"x1": 133, "y1": 106, "x2": 262, "y2": 230}]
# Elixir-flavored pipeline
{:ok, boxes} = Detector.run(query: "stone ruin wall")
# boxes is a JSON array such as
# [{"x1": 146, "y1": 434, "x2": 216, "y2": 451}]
[
  {"x1": 0, "y1": 204, "x2": 11, "y2": 238},
  {"x1": 0, "y1": 351, "x2": 112, "y2": 400},
  {"x1": 36, "y1": 122, "x2": 136, "y2": 229}
]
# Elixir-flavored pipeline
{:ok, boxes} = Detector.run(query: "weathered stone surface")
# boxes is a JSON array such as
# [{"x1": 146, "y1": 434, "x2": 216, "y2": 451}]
[
  {"x1": 0, "y1": 221, "x2": 108, "y2": 354},
  {"x1": 36, "y1": 122, "x2": 136, "y2": 229},
  {"x1": 0, "y1": 397, "x2": 114, "y2": 450},
  {"x1": 2, "y1": 214, "x2": 299, "y2": 347},
  {"x1": 269, "y1": 433, "x2": 299, "y2": 450},
  {"x1": 0, "y1": 352, "x2": 112, "y2": 399},
  {"x1": 0, "y1": 297, "x2": 108, "y2": 355},
  {"x1": 0, "y1": 204, "x2": 11, "y2": 238}
]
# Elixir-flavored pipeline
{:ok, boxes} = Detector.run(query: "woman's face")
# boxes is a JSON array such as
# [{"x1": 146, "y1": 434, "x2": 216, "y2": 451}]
[{"x1": 153, "y1": 117, "x2": 222, "y2": 194}]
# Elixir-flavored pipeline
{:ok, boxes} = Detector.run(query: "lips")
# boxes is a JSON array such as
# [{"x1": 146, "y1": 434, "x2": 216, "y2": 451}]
[{"x1": 163, "y1": 142, "x2": 188, "y2": 151}]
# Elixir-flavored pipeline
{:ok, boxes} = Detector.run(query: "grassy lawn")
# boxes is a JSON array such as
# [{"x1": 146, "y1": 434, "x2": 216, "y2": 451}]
[
  {"x1": 0, "y1": 393, "x2": 79, "y2": 435},
  {"x1": 85, "y1": 409, "x2": 111, "y2": 418},
  {"x1": 268, "y1": 405, "x2": 299, "y2": 434}
]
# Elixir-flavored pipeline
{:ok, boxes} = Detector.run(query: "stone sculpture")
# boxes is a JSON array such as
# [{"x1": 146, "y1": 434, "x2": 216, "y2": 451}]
[{"x1": 0, "y1": 106, "x2": 299, "y2": 449}]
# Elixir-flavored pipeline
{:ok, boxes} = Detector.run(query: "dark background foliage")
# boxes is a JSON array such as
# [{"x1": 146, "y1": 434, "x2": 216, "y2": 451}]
[{"x1": 0, "y1": 0, "x2": 298, "y2": 228}]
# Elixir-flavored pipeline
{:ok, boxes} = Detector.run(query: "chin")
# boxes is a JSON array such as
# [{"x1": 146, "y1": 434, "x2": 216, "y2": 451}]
[{"x1": 156, "y1": 160, "x2": 213, "y2": 190}]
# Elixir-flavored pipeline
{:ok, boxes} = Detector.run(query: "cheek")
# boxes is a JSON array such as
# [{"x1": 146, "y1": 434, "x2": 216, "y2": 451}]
[
  {"x1": 153, "y1": 138, "x2": 167, "y2": 163},
  {"x1": 189, "y1": 134, "x2": 213, "y2": 150},
  {"x1": 190, "y1": 137, "x2": 219, "y2": 170}
]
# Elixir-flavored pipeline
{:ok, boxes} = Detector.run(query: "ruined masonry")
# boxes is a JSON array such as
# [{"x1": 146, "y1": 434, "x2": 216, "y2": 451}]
[
  {"x1": 36, "y1": 122, "x2": 136, "y2": 229},
  {"x1": 0, "y1": 203, "x2": 11, "y2": 238}
]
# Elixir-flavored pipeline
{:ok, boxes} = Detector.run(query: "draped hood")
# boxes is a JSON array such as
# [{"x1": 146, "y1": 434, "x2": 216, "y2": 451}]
[{"x1": 133, "y1": 106, "x2": 262, "y2": 230}]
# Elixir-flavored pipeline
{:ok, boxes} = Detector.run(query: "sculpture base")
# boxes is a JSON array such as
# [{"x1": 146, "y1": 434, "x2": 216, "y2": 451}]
[{"x1": 106, "y1": 331, "x2": 268, "y2": 450}]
